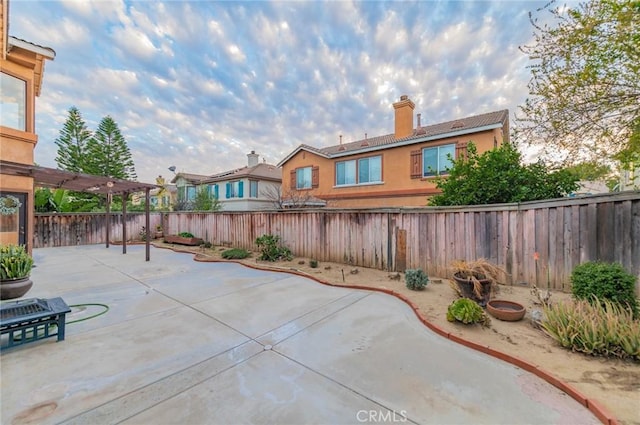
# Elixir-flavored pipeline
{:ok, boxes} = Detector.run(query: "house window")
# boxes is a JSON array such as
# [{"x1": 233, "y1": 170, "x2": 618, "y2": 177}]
[
  {"x1": 422, "y1": 144, "x2": 455, "y2": 177},
  {"x1": 336, "y1": 160, "x2": 356, "y2": 186},
  {"x1": 296, "y1": 167, "x2": 312, "y2": 189},
  {"x1": 336, "y1": 155, "x2": 381, "y2": 186},
  {"x1": 358, "y1": 156, "x2": 381, "y2": 183},
  {"x1": 186, "y1": 186, "x2": 196, "y2": 201},
  {"x1": 0, "y1": 72, "x2": 26, "y2": 131},
  {"x1": 226, "y1": 181, "x2": 243, "y2": 198},
  {"x1": 250, "y1": 181, "x2": 259, "y2": 198}
]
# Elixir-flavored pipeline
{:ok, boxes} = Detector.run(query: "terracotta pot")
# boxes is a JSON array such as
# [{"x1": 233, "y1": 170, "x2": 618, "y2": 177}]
[
  {"x1": 0, "y1": 276, "x2": 33, "y2": 300},
  {"x1": 487, "y1": 299, "x2": 526, "y2": 321},
  {"x1": 453, "y1": 273, "x2": 492, "y2": 307}
]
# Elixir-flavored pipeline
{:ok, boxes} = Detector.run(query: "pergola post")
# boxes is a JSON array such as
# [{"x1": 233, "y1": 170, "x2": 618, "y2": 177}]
[
  {"x1": 122, "y1": 192, "x2": 128, "y2": 254},
  {"x1": 145, "y1": 188, "x2": 151, "y2": 261},
  {"x1": 105, "y1": 192, "x2": 111, "y2": 248}
]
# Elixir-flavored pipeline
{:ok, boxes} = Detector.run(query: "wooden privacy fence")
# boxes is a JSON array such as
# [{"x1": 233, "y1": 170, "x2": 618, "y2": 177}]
[
  {"x1": 33, "y1": 192, "x2": 639, "y2": 292},
  {"x1": 33, "y1": 213, "x2": 161, "y2": 248}
]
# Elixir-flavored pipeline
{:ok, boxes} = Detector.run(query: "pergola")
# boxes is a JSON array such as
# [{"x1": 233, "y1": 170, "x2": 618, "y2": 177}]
[{"x1": 1, "y1": 160, "x2": 159, "y2": 261}]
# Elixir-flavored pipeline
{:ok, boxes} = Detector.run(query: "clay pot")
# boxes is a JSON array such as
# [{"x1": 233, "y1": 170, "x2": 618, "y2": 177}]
[
  {"x1": 453, "y1": 273, "x2": 492, "y2": 307},
  {"x1": 0, "y1": 276, "x2": 33, "y2": 300},
  {"x1": 487, "y1": 300, "x2": 526, "y2": 321}
]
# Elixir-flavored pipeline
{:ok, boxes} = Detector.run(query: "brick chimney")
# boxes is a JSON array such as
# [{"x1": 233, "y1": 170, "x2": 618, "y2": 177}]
[
  {"x1": 247, "y1": 150, "x2": 259, "y2": 167},
  {"x1": 393, "y1": 95, "x2": 415, "y2": 139}
]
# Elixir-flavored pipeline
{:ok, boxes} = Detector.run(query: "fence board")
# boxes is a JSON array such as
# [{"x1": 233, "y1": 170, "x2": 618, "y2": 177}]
[{"x1": 33, "y1": 192, "x2": 640, "y2": 292}]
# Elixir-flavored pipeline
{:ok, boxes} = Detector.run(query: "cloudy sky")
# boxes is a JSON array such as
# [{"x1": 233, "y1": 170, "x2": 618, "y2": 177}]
[{"x1": 9, "y1": 0, "x2": 560, "y2": 184}]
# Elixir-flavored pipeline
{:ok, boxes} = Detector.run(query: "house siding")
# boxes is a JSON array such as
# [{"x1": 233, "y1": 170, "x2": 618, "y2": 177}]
[
  {"x1": 282, "y1": 127, "x2": 504, "y2": 208},
  {"x1": 0, "y1": 9, "x2": 54, "y2": 251}
]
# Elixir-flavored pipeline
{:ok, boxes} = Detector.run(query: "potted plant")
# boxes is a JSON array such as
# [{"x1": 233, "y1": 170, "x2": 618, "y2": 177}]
[
  {"x1": 449, "y1": 258, "x2": 507, "y2": 307},
  {"x1": 1, "y1": 244, "x2": 34, "y2": 300},
  {"x1": 155, "y1": 224, "x2": 164, "y2": 239}
]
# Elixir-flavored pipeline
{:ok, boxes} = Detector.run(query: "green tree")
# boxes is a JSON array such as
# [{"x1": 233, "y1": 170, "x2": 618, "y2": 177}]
[
  {"x1": 85, "y1": 116, "x2": 137, "y2": 180},
  {"x1": 517, "y1": 0, "x2": 640, "y2": 165},
  {"x1": 55, "y1": 106, "x2": 92, "y2": 172},
  {"x1": 429, "y1": 142, "x2": 579, "y2": 206},
  {"x1": 193, "y1": 187, "x2": 221, "y2": 211}
]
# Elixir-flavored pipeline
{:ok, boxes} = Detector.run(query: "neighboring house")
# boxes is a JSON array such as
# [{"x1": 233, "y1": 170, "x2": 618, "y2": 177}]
[
  {"x1": 171, "y1": 171, "x2": 209, "y2": 207},
  {"x1": 619, "y1": 163, "x2": 639, "y2": 191},
  {"x1": 149, "y1": 183, "x2": 177, "y2": 210},
  {"x1": 572, "y1": 180, "x2": 610, "y2": 196},
  {"x1": 278, "y1": 95, "x2": 509, "y2": 208},
  {"x1": 0, "y1": 0, "x2": 54, "y2": 248},
  {"x1": 171, "y1": 151, "x2": 282, "y2": 211}
]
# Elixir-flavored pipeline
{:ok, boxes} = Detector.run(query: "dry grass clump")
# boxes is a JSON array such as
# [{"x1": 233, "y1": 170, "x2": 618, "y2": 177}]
[
  {"x1": 542, "y1": 297, "x2": 640, "y2": 361},
  {"x1": 449, "y1": 258, "x2": 508, "y2": 298}
]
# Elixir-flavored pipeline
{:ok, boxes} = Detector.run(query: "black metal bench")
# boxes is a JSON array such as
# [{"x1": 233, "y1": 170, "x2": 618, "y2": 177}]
[{"x1": 0, "y1": 297, "x2": 71, "y2": 351}]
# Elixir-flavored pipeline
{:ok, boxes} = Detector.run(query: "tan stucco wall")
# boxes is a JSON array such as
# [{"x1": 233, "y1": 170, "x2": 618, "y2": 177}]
[
  {"x1": 0, "y1": 26, "x2": 47, "y2": 251},
  {"x1": 282, "y1": 128, "x2": 504, "y2": 208}
]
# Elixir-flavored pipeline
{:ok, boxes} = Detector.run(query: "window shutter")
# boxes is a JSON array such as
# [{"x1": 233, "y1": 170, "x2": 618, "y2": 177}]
[
  {"x1": 214, "y1": 184, "x2": 219, "y2": 199},
  {"x1": 225, "y1": 182, "x2": 230, "y2": 199},
  {"x1": 455, "y1": 141, "x2": 468, "y2": 160},
  {"x1": 238, "y1": 181, "x2": 244, "y2": 198},
  {"x1": 410, "y1": 150, "x2": 422, "y2": 179},
  {"x1": 312, "y1": 166, "x2": 319, "y2": 188},
  {"x1": 290, "y1": 170, "x2": 296, "y2": 189}
]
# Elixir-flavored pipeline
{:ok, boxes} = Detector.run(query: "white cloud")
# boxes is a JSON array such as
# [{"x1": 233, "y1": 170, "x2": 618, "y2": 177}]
[{"x1": 12, "y1": 0, "x2": 547, "y2": 183}]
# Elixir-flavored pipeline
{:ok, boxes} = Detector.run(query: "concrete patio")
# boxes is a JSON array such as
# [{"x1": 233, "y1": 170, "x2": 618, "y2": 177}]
[{"x1": 1, "y1": 245, "x2": 599, "y2": 424}]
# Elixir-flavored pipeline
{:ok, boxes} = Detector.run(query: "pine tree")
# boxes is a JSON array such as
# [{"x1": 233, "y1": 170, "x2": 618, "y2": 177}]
[
  {"x1": 55, "y1": 106, "x2": 92, "y2": 172},
  {"x1": 85, "y1": 116, "x2": 137, "y2": 180}
]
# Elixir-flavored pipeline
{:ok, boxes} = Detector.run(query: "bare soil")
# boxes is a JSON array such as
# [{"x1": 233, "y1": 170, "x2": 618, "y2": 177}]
[{"x1": 158, "y1": 242, "x2": 640, "y2": 425}]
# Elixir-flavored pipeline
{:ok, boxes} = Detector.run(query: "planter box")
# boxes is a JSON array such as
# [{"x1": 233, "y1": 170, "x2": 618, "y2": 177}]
[{"x1": 164, "y1": 235, "x2": 204, "y2": 246}]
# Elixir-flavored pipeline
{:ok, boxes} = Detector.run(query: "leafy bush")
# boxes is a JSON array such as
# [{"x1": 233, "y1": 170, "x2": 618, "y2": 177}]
[
  {"x1": 309, "y1": 259, "x2": 319, "y2": 268},
  {"x1": 178, "y1": 232, "x2": 195, "y2": 238},
  {"x1": 446, "y1": 298, "x2": 490, "y2": 326},
  {"x1": 405, "y1": 269, "x2": 429, "y2": 290},
  {"x1": 202, "y1": 241, "x2": 212, "y2": 249},
  {"x1": 255, "y1": 234, "x2": 293, "y2": 262},
  {"x1": 571, "y1": 261, "x2": 638, "y2": 317},
  {"x1": 429, "y1": 142, "x2": 579, "y2": 206},
  {"x1": 221, "y1": 248, "x2": 250, "y2": 259},
  {"x1": 542, "y1": 297, "x2": 640, "y2": 360}
]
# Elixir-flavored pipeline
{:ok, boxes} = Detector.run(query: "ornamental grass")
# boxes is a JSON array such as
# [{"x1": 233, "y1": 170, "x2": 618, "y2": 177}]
[{"x1": 542, "y1": 297, "x2": 640, "y2": 361}]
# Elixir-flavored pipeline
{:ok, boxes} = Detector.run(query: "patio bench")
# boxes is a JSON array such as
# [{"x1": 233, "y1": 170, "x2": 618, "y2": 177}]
[{"x1": 0, "y1": 297, "x2": 71, "y2": 351}]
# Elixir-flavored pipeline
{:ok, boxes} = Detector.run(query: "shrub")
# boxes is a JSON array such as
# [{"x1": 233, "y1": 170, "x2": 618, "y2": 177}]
[
  {"x1": 405, "y1": 269, "x2": 429, "y2": 290},
  {"x1": 255, "y1": 234, "x2": 293, "y2": 262},
  {"x1": 202, "y1": 241, "x2": 212, "y2": 249},
  {"x1": 446, "y1": 298, "x2": 490, "y2": 326},
  {"x1": 178, "y1": 232, "x2": 195, "y2": 238},
  {"x1": 309, "y1": 259, "x2": 319, "y2": 268},
  {"x1": 571, "y1": 261, "x2": 638, "y2": 317},
  {"x1": 221, "y1": 248, "x2": 250, "y2": 259},
  {"x1": 542, "y1": 297, "x2": 640, "y2": 361}
]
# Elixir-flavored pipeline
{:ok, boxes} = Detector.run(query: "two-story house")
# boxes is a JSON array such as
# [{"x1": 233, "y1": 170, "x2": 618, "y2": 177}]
[
  {"x1": 171, "y1": 151, "x2": 282, "y2": 211},
  {"x1": 0, "y1": 0, "x2": 54, "y2": 248},
  {"x1": 278, "y1": 95, "x2": 509, "y2": 208}
]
